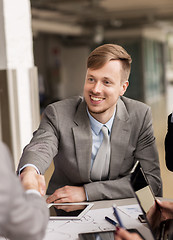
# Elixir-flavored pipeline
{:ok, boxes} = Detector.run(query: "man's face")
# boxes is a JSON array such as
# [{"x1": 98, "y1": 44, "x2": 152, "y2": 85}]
[{"x1": 83, "y1": 60, "x2": 128, "y2": 123}]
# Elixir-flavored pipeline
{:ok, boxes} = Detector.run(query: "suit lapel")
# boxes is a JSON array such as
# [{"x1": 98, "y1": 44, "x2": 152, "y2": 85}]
[
  {"x1": 72, "y1": 100, "x2": 92, "y2": 182},
  {"x1": 109, "y1": 98, "x2": 132, "y2": 179}
]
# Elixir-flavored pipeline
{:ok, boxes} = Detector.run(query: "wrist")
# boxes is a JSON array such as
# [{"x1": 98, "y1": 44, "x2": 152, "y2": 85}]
[{"x1": 22, "y1": 166, "x2": 38, "y2": 174}]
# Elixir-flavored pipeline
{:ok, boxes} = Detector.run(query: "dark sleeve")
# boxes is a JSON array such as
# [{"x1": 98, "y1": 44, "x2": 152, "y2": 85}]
[{"x1": 165, "y1": 114, "x2": 173, "y2": 171}]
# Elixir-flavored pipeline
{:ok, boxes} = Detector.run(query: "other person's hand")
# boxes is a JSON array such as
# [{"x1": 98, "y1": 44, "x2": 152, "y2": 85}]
[
  {"x1": 115, "y1": 227, "x2": 143, "y2": 240},
  {"x1": 156, "y1": 199, "x2": 173, "y2": 221},
  {"x1": 146, "y1": 200, "x2": 161, "y2": 230},
  {"x1": 46, "y1": 185, "x2": 86, "y2": 203},
  {"x1": 20, "y1": 166, "x2": 46, "y2": 196},
  {"x1": 146, "y1": 199, "x2": 173, "y2": 230}
]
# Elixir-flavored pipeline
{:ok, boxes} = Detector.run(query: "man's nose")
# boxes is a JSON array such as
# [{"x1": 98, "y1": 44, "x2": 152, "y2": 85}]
[{"x1": 92, "y1": 82, "x2": 102, "y2": 93}]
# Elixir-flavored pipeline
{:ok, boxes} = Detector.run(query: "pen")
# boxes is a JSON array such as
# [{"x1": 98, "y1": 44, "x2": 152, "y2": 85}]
[
  {"x1": 105, "y1": 216, "x2": 117, "y2": 226},
  {"x1": 113, "y1": 204, "x2": 124, "y2": 228}
]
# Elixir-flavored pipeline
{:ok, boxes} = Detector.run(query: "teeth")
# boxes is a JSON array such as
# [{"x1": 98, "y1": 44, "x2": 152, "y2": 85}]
[{"x1": 91, "y1": 96, "x2": 103, "y2": 101}]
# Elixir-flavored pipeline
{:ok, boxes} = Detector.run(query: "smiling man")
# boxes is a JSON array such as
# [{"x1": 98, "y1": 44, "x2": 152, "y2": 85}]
[
  {"x1": 18, "y1": 44, "x2": 162, "y2": 203},
  {"x1": 84, "y1": 59, "x2": 128, "y2": 124}
]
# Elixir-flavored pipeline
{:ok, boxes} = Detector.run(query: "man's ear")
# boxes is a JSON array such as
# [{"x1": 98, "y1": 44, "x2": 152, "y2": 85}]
[{"x1": 120, "y1": 81, "x2": 129, "y2": 96}]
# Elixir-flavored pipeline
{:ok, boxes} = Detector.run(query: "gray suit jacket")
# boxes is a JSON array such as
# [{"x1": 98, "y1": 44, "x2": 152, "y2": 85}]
[
  {"x1": 0, "y1": 142, "x2": 49, "y2": 240},
  {"x1": 18, "y1": 96, "x2": 162, "y2": 201}
]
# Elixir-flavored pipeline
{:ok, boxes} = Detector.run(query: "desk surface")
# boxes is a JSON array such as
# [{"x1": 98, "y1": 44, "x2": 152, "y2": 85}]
[
  {"x1": 43, "y1": 198, "x2": 156, "y2": 240},
  {"x1": 91, "y1": 197, "x2": 138, "y2": 209}
]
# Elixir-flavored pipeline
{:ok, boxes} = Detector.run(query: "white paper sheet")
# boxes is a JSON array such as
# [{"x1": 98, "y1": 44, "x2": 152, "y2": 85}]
[
  {"x1": 43, "y1": 207, "x2": 115, "y2": 240},
  {"x1": 43, "y1": 206, "x2": 145, "y2": 240},
  {"x1": 117, "y1": 204, "x2": 143, "y2": 219}
]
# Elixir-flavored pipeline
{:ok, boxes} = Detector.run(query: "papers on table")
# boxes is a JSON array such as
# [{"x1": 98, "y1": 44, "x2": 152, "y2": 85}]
[
  {"x1": 117, "y1": 204, "x2": 143, "y2": 219},
  {"x1": 0, "y1": 204, "x2": 145, "y2": 240},
  {"x1": 43, "y1": 205, "x2": 145, "y2": 240}
]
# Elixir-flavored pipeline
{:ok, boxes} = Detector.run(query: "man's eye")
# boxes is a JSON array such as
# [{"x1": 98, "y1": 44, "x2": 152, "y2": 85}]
[
  {"x1": 88, "y1": 78, "x2": 94, "y2": 82},
  {"x1": 104, "y1": 80, "x2": 110, "y2": 85}
]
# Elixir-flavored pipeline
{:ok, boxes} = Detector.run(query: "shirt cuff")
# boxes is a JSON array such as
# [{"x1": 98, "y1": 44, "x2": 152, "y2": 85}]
[
  {"x1": 18, "y1": 164, "x2": 40, "y2": 175},
  {"x1": 84, "y1": 187, "x2": 89, "y2": 201},
  {"x1": 25, "y1": 189, "x2": 41, "y2": 197}
]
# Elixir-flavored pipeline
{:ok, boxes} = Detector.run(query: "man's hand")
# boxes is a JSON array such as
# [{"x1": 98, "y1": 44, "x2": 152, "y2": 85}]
[
  {"x1": 20, "y1": 167, "x2": 46, "y2": 196},
  {"x1": 46, "y1": 186, "x2": 86, "y2": 203}
]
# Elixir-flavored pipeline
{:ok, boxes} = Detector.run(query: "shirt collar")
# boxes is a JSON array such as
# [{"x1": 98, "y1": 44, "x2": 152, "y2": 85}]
[{"x1": 87, "y1": 108, "x2": 116, "y2": 135}]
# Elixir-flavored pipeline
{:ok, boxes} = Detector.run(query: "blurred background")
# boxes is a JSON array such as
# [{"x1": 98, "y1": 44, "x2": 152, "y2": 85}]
[{"x1": 0, "y1": 0, "x2": 173, "y2": 198}]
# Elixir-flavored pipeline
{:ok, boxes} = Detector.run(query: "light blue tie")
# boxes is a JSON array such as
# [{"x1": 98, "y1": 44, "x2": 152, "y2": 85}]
[{"x1": 90, "y1": 125, "x2": 110, "y2": 181}]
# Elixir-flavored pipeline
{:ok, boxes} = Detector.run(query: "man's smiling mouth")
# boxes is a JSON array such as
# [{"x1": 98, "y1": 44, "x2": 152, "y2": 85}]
[{"x1": 90, "y1": 96, "x2": 105, "y2": 101}]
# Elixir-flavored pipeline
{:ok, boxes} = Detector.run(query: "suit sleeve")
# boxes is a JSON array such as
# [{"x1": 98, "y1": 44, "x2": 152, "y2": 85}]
[
  {"x1": 165, "y1": 114, "x2": 173, "y2": 171},
  {"x1": 17, "y1": 104, "x2": 59, "y2": 175},
  {"x1": 84, "y1": 107, "x2": 162, "y2": 201},
  {"x1": 0, "y1": 142, "x2": 49, "y2": 240}
]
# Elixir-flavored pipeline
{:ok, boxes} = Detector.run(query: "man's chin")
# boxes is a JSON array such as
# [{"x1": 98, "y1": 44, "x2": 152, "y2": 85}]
[{"x1": 88, "y1": 107, "x2": 106, "y2": 115}]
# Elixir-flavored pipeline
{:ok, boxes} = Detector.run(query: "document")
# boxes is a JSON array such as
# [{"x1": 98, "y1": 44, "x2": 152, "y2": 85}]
[
  {"x1": 117, "y1": 204, "x2": 143, "y2": 219},
  {"x1": 43, "y1": 206, "x2": 146, "y2": 240}
]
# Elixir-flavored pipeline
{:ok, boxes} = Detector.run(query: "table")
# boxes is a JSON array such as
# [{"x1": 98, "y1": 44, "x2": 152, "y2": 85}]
[{"x1": 43, "y1": 198, "x2": 155, "y2": 240}]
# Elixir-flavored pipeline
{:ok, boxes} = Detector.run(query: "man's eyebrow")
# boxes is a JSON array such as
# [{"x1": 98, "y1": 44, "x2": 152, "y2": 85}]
[
  {"x1": 87, "y1": 74, "x2": 112, "y2": 81},
  {"x1": 103, "y1": 76, "x2": 113, "y2": 81},
  {"x1": 87, "y1": 74, "x2": 94, "y2": 77}
]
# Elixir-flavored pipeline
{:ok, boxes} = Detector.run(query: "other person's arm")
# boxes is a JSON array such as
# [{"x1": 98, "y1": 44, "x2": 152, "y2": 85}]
[{"x1": 0, "y1": 142, "x2": 49, "y2": 240}]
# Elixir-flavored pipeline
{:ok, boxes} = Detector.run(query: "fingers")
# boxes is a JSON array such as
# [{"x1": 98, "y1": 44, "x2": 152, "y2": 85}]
[
  {"x1": 115, "y1": 228, "x2": 143, "y2": 240},
  {"x1": 156, "y1": 199, "x2": 172, "y2": 209},
  {"x1": 20, "y1": 166, "x2": 38, "y2": 184},
  {"x1": 46, "y1": 188, "x2": 68, "y2": 203},
  {"x1": 115, "y1": 234, "x2": 121, "y2": 240},
  {"x1": 20, "y1": 169, "x2": 46, "y2": 195},
  {"x1": 46, "y1": 186, "x2": 86, "y2": 203},
  {"x1": 115, "y1": 228, "x2": 132, "y2": 239},
  {"x1": 37, "y1": 175, "x2": 46, "y2": 196},
  {"x1": 155, "y1": 199, "x2": 163, "y2": 209},
  {"x1": 21, "y1": 171, "x2": 37, "y2": 190},
  {"x1": 156, "y1": 200, "x2": 173, "y2": 220},
  {"x1": 54, "y1": 198, "x2": 71, "y2": 203}
]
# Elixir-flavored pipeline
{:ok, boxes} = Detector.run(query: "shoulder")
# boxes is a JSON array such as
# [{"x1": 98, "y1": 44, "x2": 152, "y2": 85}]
[
  {"x1": 120, "y1": 96, "x2": 150, "y2": 111},
  {"x1": 41, "y1": 96, "x2": 85, "y2": 124},
  {"x1": 119, "y1": 96, "x2": 152, "y2": 122},
  {"x1": 46, "y1": 96, "x2": 83, "y2": 113}
]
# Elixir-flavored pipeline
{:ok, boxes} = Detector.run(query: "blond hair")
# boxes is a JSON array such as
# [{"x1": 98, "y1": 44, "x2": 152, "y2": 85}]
[{"x1": 87, "y1": 44, "x2": 132, "y2": 82}]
